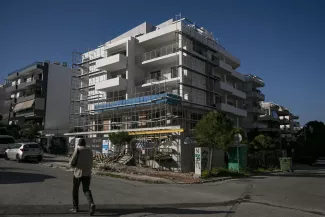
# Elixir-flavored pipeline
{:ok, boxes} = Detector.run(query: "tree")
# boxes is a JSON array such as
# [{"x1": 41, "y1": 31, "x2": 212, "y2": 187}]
[
  {"x1": 20, "y1": 121, "x2": 41, "y2": 141},
  {"x1": 195, "y1": 111, "x2": 234, "y2": 172},
  {"x1": 108, "y1": 131, "x2": 133, "y2": 154},
  {"x1": 295, "y1": 121, "x2": 325, "y2": 160},
  {"x1": 249, "y1": 134, "x2": 274, "y2": 151}
]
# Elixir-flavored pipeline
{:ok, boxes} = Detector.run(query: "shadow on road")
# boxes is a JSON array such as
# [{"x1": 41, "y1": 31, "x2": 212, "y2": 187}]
[
  {"x1": 0, "y1": 171, "x2": 55, "y2": 184},
  {"x1": 0, "y1": 203, "x2": 235, "y2": 216}
]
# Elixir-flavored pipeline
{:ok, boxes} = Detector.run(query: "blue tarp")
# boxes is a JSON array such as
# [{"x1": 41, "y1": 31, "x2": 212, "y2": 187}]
[{"x1": 94, "y1": 93, "x2": 181, "y2": 113}]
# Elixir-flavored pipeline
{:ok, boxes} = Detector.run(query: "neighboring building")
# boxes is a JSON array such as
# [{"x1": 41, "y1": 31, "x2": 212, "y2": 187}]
[
  {"x1": 5, "y1": 61, "x2": 72, "y2": 134},
  {"x1": 244, "y1": 74, "x2": 265, "y2": 137},
  {"x1": 0, "y1": 84, "x2": 11, "y2": 123},
  {"x1": 67, "y1": 17, "x2": 247, "y2": 172},
  {"x1": 258, "y1": 102, "x2": 281, "y2": 140},
  {"x1": 278, "y1": 105, "x2": 300, "y2": 143}
]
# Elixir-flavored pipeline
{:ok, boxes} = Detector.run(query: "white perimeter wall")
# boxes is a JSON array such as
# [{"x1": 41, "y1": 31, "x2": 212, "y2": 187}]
[{"x1": 44, "y1": 64, "x2": 72, "y2": 134}]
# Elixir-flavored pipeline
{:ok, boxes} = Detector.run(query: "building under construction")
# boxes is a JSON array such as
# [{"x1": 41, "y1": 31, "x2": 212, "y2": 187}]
[{"x1": 66, "y1": 16, "x2": 248, "y2": 172}]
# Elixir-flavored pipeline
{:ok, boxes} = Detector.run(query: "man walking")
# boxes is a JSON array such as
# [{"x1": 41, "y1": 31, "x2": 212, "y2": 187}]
[{"x1": 69, "y1": 138, "x2": 96, "y2": 215}]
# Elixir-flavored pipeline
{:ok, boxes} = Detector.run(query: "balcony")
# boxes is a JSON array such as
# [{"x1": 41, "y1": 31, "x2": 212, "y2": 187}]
[
  {"x1": 245, "y1": 74, "x2": 265, "y2": 87},
  {"x1": 216, "y1": 60, "x2": 233, "y2": 74},
  {"x1": 247, "y1": 123, "x2": 268, "y2": 129},
  {"x1": 216, "y1": 82, "x2": 246, "y2": 99},
  {"x1": 15, "y1": 109, "x2": 44, "y2": 118},
  {"x1": 292, "y1": 114, "x2": 299, "y2": 119},
  {"x1": 95, "y1": 77, "x2": 127, "y2": 92},
  {"x1": 247, "y1": 91, "x2": 265, "y2": 100},
  {"x1": 216, "y1": 103, "x2": 247, "y2": 117},
  {"x1": 6, "y1": 85, "x2": 17, "y2": 93},
  {"x1": 258, "y1": 115, "x2": 279, "y2": 122},
  {"x1": 139, "y1": 43, "x2": 179, "y2": 67},
  {"x1": 17, "y1": 79, "x2": 42, "y2": 90},
  {"x1": 96, "y1": 54, "x2": 127, "y2": 72},
  {"x1": 142, "y1": 68, "x2": 179, "y2": 87},
  {"x1": 17, "y1": 93, "x2": 42, "y2": 103},
  {"x1": 259, "y1": 127, "x2": 280, "y2": 132},
  {"x1": 7, "y1": 61, "x2": 43, "y2": 80},
  {"x1": 217, "y1": 81, "x2": 233, "y2": 93}
]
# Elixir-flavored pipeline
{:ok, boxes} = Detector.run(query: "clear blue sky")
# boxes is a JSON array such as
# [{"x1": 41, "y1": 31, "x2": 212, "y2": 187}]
[{"x1": 1, "y1": 0, "x2": 324, "y2": 125}]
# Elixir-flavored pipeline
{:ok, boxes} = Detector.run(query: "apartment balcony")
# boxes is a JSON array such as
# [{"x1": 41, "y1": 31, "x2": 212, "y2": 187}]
[
  {"x1": 17, "y1": 93, "x2": 42, "y2": 103},
  {"x1": 4, "y1": 97, "x2": 16, "y2": 105},
  {"x1": 12, "y1": 98, "x2": 45, "y2": 114},
  {"x1": 14, "y1": 109, "x2": 44, "y2": 118},
  {"x1": 7, "y1": 61, "x2": 43, "y2": 80},
  {"x1": 142, "y1": 69, "x2": 179, "y2": 87},
  {"x1": 216, "y1": 103, "x2": 247, "y2": 117},
  {"x1": 17, "y1": 79, "x2": 42, "y2": 91},
  {"x1": 279, "y1": 118, "x2": 290, "y2": 124},
  {"x1": 96, "y1": 54, "x2": 127, "y2": 72},
  {"x1": 139, "y1": 43, "x2": 179, "y2": 67},
  {"x1": 247, "y1": 123, "x2": 268, "y2": 129},
  {"x1": 95, "y1": 77, "x2": 127, "y2": 92},
  {"x1": 216, "y1": 60, "x2": 233, "y2": 74},
  {"x1": 258, "y1": 115, "x2": 279, "y2": 122},
  {"x1": 6, "y1": 85, "x2": 17, "y2": 93},
  {"x1": 259, "y1": 127, "x2": 280, "y2": 132},
  {"x1": 247, "y1": 106, "x2": 264, "y2": 114},
  {"x1": 247, "y1": 91, "x2": 265, "y2": 100},
  {"x1": 245, "y1": 74, "x2": 265, "y2": 87},
  {"x1": 216, "y1": 82, "x2": 246, "y2": 99},
  {"x1": 181, "y1": 23, "x2": 240, "y2": 68},
  {"x1": 217, "y1": 81, "x2": 233, "y2": 93},
  {"x1": 292, "y1": 114, "x2": 299, "y2": 119}
]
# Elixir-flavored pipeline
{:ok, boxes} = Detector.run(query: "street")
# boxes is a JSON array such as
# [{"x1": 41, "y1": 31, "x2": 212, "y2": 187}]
[{"x1": 0, "y1": 159, "x2": 325, "y2": 217}]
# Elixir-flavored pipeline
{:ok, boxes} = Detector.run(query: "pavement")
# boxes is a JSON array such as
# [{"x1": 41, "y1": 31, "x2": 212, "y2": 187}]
[{"x1": 1, "y1": 157, "x2": 325, "y2": 217}]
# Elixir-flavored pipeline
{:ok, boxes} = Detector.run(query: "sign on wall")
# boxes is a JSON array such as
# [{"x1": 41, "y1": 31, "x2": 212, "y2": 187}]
[
  {"x1": 194, "y1": 147, "x2": 210, "y2": 176},
  {"x1": 102, "y1": 140, "x2": 109, "y2": 154}
]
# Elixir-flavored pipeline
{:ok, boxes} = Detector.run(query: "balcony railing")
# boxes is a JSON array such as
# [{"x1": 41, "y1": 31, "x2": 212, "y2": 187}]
[
  {"x1": 144, "y1": 68, "x2": 179, "y2": 84},
  {"x1": 140, "y1": 43, "x2": 179, "y2": 62}
]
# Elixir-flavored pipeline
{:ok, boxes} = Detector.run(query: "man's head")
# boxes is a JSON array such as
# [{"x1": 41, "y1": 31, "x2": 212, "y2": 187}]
[{"x1": 78, "y1": 138, "x2": 86, "y2": 147}]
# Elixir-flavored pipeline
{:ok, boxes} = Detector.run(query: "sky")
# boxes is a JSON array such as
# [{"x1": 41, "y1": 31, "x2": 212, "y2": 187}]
[{"x1": 1, "y1": 0, "x2": 324, "y2": 125}]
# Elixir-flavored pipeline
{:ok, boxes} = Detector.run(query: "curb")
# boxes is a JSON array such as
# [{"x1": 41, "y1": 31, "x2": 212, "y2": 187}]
[{"x1": 40, "y1": 161, "x2": 236, "y2": 184}]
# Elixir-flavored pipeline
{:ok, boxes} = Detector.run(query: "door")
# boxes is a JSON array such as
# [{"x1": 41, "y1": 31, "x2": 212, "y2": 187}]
[{"x1": 9, "y1": 144, "x2": 21, "y2": 159}]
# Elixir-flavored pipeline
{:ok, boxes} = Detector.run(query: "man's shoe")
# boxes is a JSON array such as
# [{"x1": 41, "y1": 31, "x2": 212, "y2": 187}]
[
  {"x1": 69, "y1": 208, "x2": 79, "y2": 213},
  {"x1": 89, "y1": 204, "x2": 96, "y2": 216}
]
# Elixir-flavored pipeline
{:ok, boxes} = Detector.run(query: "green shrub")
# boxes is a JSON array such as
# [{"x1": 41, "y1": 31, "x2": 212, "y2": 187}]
[{"x1": 201, "y1": 170, "x2": 210, "y2": 179}]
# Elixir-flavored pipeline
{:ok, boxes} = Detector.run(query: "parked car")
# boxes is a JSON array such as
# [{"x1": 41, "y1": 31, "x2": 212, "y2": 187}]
[
  {"x1": 313, "y1": 157, "x2": 325, "y2": 166},
  {"x1": 0, "y1": 135, "x2": 16, "y2": 156},
  {"x1": 4, "y1": 142, "x2": 43, "y2": 162}
]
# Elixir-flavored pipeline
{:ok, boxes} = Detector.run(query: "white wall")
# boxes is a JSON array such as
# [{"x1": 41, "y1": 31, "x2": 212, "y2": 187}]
[{"x1": 44, "y1": 64, "x2": 72, "y2": 134}]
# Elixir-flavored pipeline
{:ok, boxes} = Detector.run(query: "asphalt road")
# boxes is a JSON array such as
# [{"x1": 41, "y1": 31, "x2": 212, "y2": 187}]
[{"x1": 1, "y1": 158, "x2": 325, "y2": 217}]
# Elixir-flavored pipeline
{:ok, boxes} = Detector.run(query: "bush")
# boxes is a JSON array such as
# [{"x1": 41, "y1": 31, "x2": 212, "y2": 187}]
[{"x1": 201, "y1": 170, "x2": 210, "y2": 179}]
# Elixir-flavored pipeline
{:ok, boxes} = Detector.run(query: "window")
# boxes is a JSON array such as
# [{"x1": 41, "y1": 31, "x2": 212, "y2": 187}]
[{"x1": 24, "y1": 144, "x2": 39, "y2": 149}]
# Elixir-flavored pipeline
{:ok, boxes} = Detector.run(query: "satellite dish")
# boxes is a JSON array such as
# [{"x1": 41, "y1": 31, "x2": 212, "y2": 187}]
[{"x1": 234, "y1": 133, "x2": 242, "y2": 144}]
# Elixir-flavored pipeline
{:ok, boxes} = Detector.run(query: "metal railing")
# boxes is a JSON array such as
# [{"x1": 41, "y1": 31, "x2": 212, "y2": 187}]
[
  {"x1": 140, "y1": 43, "x2": 179, "y2": 62},
  {"x1": 8, "y1": 61, "x2": 42, "y2": 76},
  {"x1": 145, "y1": 68, "x2": 179, "y2": 84}
]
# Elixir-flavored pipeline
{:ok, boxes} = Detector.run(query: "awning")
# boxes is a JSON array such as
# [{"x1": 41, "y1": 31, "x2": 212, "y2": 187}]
[{"x1": 13, "y1": 99, "x2": 35, "y2": 112}]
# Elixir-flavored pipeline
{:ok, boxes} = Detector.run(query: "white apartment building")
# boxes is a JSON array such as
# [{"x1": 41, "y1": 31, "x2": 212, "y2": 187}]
[
  {"x1": 67, "y1": 17, "x2": 247, "y2": 172},
  {"x1": 244, "y1": 74, "x2": 265, "y2": 136},
  {"x1": 278, "y1": 106, "x2": 300, "y2": 142}
]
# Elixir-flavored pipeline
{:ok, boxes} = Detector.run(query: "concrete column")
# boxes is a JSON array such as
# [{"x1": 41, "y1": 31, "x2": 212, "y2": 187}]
[
  {"x1": 225, "y1": 94, "x2": 228, "y2": 103},
  {"x1": 235, "y1": 100, "x2": 238, "y2": 108},
  {"x1": 224, "y1": 74, "x2": 227, "y2": 83},
  {"x1": 236, "y1": 117, "x2": 239, "y2": 128}
]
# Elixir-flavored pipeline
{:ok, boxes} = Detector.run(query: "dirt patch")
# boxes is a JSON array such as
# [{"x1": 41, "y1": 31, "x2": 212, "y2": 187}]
[{"x1": 95, "y1": 163, "x2": 201, "y2": 184}]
